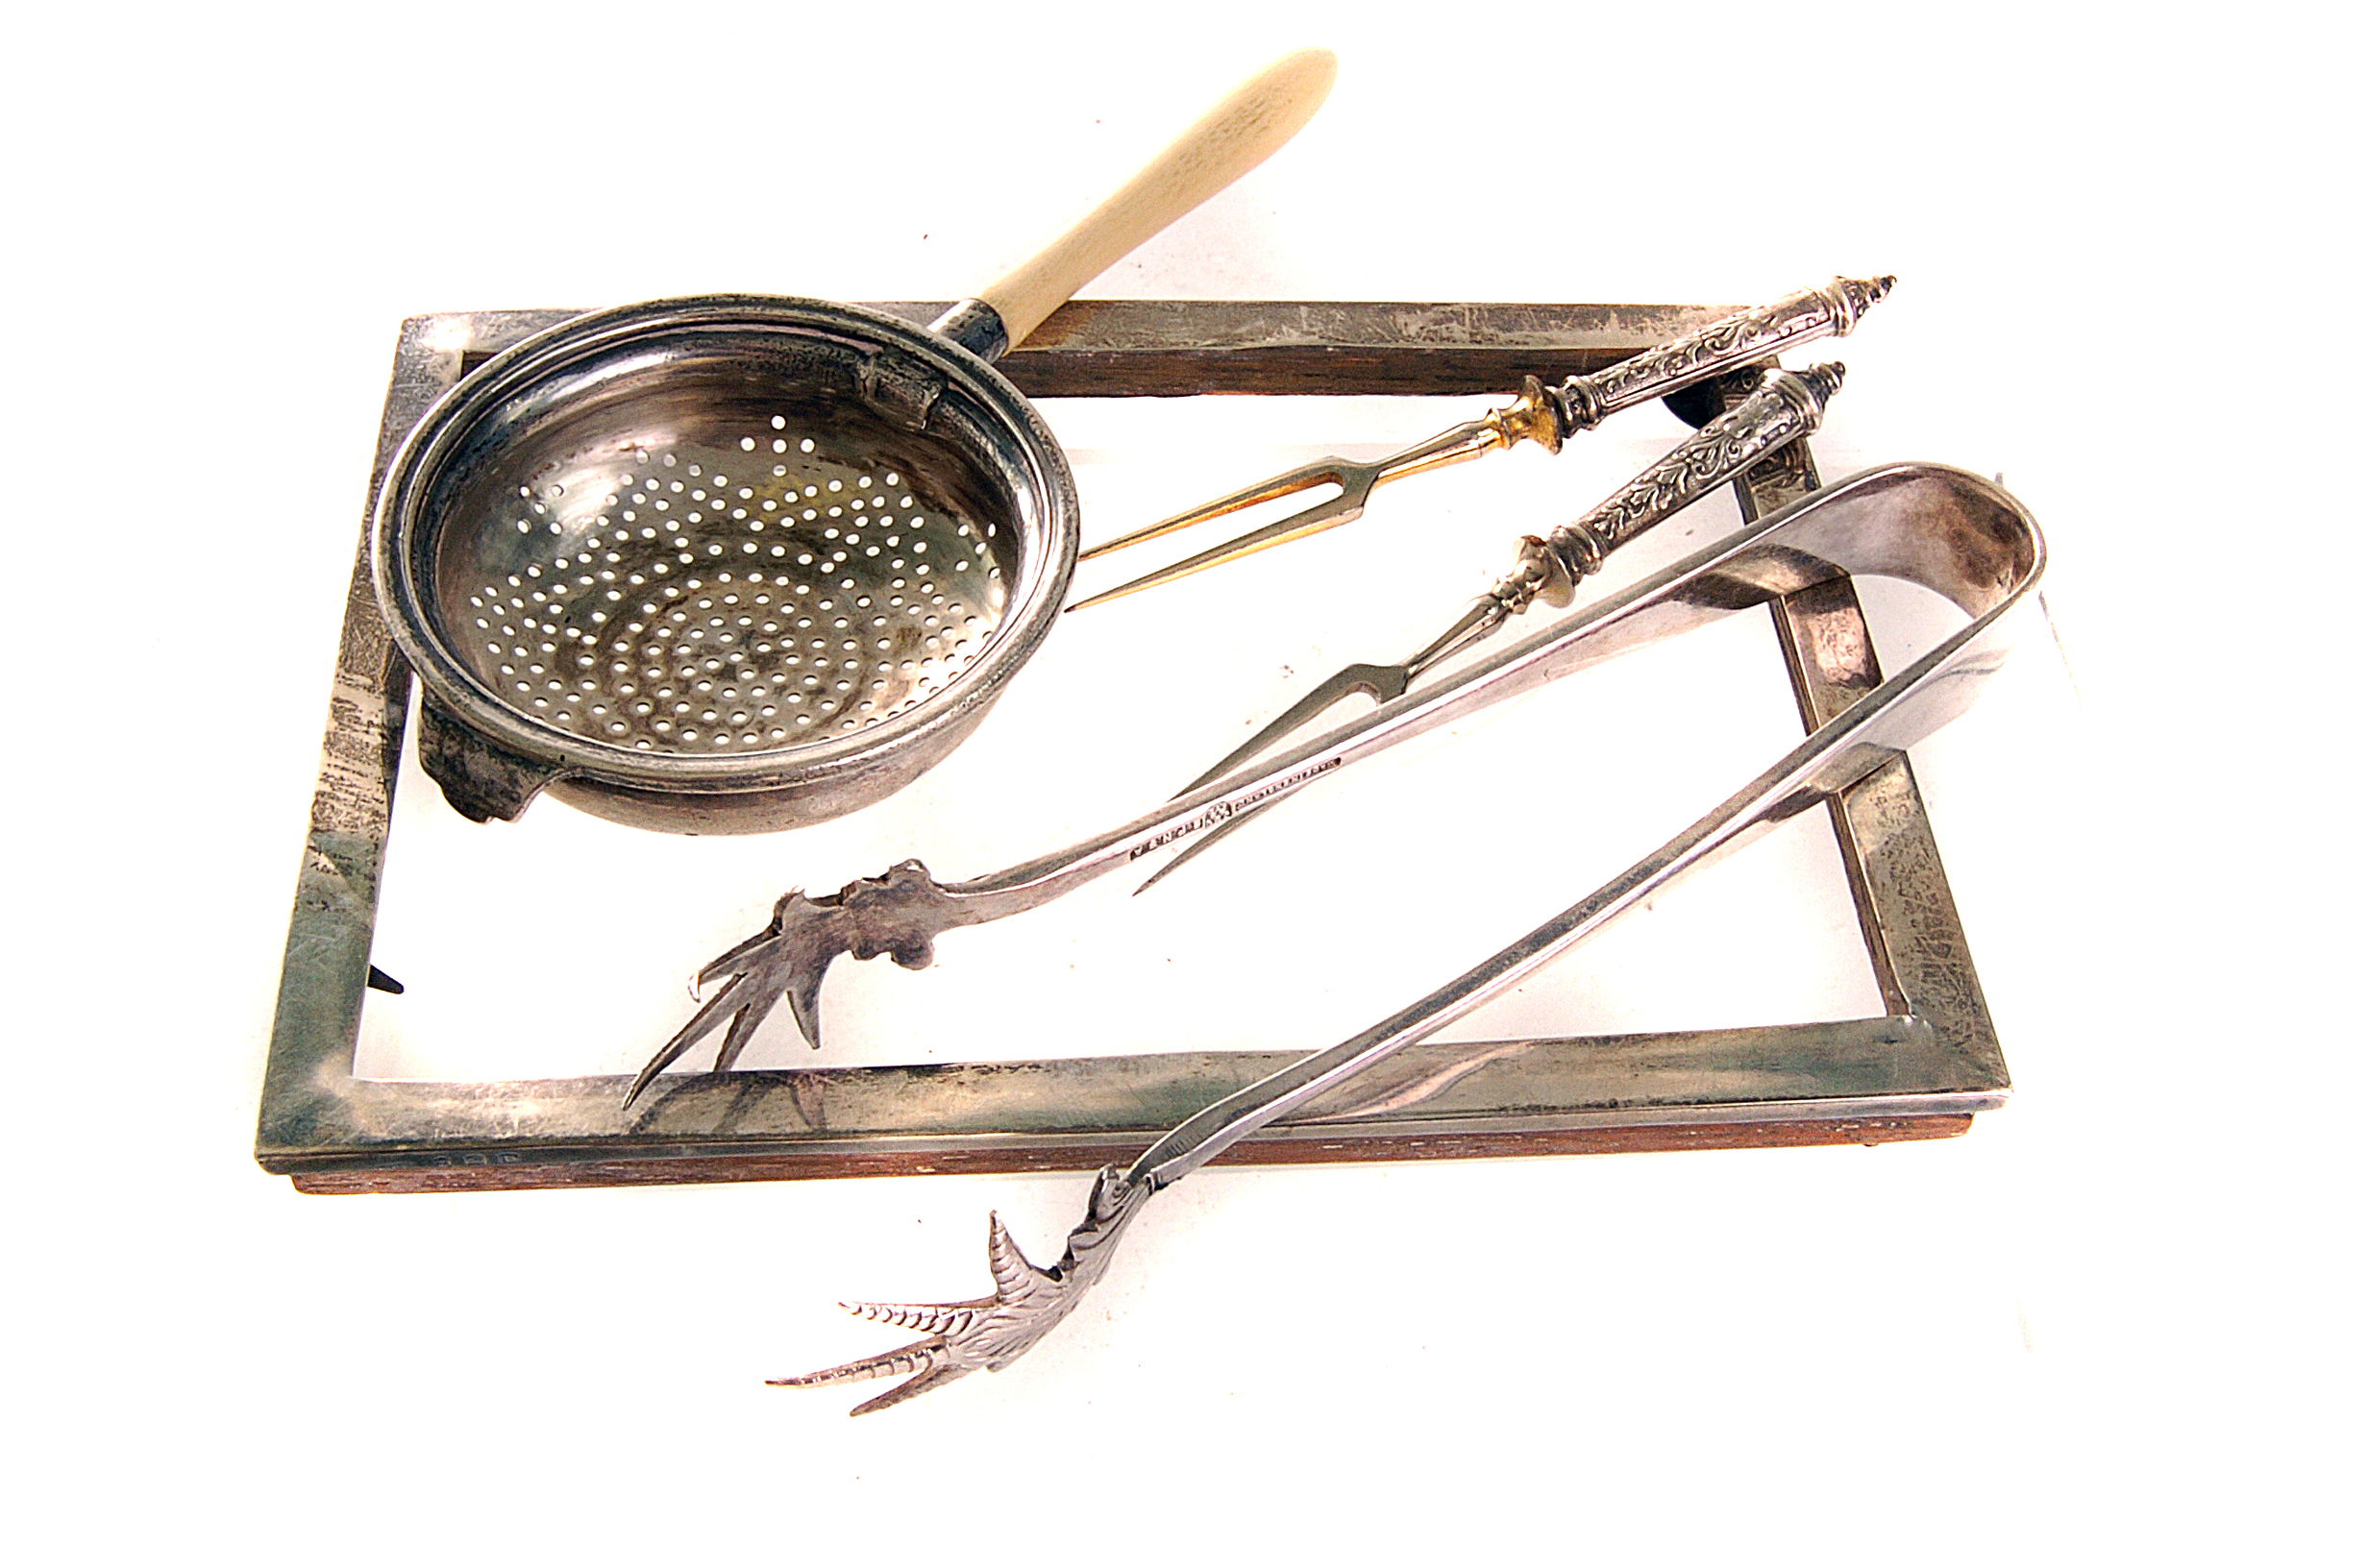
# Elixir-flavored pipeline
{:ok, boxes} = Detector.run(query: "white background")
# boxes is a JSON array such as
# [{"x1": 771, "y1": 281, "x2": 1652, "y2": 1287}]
[{"x1": 8, "y1": 2, "x2": 2354, "y2": 1558}]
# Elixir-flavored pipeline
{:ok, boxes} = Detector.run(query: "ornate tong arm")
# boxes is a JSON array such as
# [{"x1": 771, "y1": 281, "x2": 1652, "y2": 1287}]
[
  {"x1": 1067, "y1": 275, "x2": 1891, "y2": 609},
  {"x1": 1139, "y1": 364, "x2": 1845, "y2": 890},
  {"x1": 777, "y1": 462, "x2": 2045, "y2": 1413}
]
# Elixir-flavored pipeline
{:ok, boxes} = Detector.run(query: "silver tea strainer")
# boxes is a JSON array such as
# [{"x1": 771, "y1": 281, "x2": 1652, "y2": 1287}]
[{"x1": 372, "y1": 49, "x2": 1335, "y2": 833}]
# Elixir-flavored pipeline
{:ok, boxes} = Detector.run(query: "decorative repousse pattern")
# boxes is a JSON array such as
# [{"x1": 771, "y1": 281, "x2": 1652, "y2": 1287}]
[
  {"x1": 1510, "y1": 364, "x2": 1842, "y2": 610},
  {"x1": 1553, "y1": 276, "x2": 1890, "y2": 431}
]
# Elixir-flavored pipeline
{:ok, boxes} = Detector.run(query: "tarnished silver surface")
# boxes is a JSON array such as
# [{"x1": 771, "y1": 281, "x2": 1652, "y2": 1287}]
[
  {"x1": 778, "y1": 461, "x2": 2043, "y2": 1411},
  {"x1": 926, "y1": 297, "x2": 1011, "y2": 362},
  {"x1": 634, "y1": 459, "x2": 2032, "y2": 1097},
  {"x1": 1067, "y1": 276, "x2": 1890, "y2": 607},
  {"x1": 259, "y1": 301, "x2": 2017, "y2": 1195},
  {"x1": 1144, "y1": 363, "x2": 1847, "y2": 886}
]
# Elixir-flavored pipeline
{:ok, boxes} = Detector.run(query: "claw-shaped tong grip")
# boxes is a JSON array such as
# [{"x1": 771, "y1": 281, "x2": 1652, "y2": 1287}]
[
  {"x1": 626, "y1": 860, "x2": 969, "y2": 1103},
  {"x1": 771, "y1": 1166, "x2": 1150, "y2": 1414}
]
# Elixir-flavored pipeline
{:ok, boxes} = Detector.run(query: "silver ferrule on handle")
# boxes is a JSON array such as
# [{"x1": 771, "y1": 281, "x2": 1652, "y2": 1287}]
[
  {"x1": 925, "y1": 298, "x2": 1013, "y2": 362},
  {"x1": 1549, "y1": 276, "x2": 1889, "y2": 435}
]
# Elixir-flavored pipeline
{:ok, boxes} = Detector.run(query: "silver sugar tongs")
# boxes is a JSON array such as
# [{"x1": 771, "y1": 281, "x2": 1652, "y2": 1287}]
[
  {"x1": 769, "y1": 462, "x2": 2045, "y2": 1412},
  {"x1": 627, "y1": 361, "x2": 1847, "y2": 1101},
  {"x1": 1065, "y1": 274, "x2": 1892, "y2": 609}
]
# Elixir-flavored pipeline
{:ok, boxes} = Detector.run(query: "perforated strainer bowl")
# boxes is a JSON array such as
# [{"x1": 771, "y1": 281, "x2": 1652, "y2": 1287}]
[
  {"x1": 376, "y1": 293, "x2": 1075, "y2": 832},
  {"x1": 368, "y1": 48, "x2": 1338, "y2": 833}
]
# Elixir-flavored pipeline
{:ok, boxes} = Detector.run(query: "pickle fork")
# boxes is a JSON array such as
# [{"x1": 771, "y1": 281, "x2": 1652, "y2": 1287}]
[
  {"x1": 1066, "y1": 275, "x2": 1890, "y2": 608},
  {"x1": 1138, "y1": 360, "x2": 1845, "y2": 890}
]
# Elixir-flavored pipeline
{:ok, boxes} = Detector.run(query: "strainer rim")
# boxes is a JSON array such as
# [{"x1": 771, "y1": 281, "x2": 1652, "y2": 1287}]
[{"x1": 371, "y1": 292, "x2": 1079, "y2": 793}]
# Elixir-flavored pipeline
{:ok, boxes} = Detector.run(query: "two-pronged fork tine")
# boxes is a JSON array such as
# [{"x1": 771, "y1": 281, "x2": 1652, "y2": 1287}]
[
  {"x1": 1173, "y1": 657, "x2": 1423, "y2": 797},
  {"x1": 1139, "y1": 362, "x2": 1848, "y2": 891},
  {"x1": 1067, "y1": 397, "x2": 1554, "y2": 609},
  {"x1": 1066, "y1": 276, "x2": 1892, "y2": 609},
  {"x1": 1131, "y1": 616, "x2": 1485, "y2": 895}
]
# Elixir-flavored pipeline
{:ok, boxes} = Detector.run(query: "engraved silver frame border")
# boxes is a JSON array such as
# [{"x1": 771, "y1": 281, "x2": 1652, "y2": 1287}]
[{"x1": 256, "y1": 302, "x2": 2007, "y2": 1193}]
